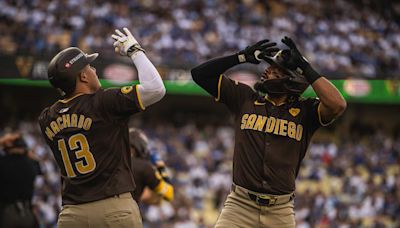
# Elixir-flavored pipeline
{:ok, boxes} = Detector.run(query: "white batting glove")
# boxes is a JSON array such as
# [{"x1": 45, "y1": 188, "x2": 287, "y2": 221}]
[{"x1": 111, "y1": 27, "x2": 145, "y2": 57}]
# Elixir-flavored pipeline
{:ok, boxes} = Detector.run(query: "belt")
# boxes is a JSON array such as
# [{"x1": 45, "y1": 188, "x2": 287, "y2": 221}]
[{"x1": 231, "y1": 183, "x2": 294, "y2": 207}]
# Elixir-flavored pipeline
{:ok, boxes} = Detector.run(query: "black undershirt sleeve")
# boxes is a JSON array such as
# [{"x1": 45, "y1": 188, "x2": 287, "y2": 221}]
[{"x1": 191, "y1": 54, "x2": 240, "y2": 97}]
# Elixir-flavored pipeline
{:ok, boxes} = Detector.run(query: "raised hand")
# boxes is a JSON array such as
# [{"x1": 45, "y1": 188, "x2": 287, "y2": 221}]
[
  {"x1": 111, "y1": 27, "x2": 144, "y2": 57},
  {"x1": 237, "y1": 39, "x2": 279, "y2": 64}
]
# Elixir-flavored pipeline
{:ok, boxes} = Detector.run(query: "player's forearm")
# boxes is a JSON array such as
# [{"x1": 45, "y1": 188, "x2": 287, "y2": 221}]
[
  {"x1": 191, "y1": 54, "x2": 240, "y2": 96},
  {"x1": 131, "y1": 52, "x2": 166, "y2": 107},
  {"x1": 140, "y1": 187, "x2": 162, "y2": 205},
  {"x1": 311, "y1": 77, "x2": 347, "y2": 117}
]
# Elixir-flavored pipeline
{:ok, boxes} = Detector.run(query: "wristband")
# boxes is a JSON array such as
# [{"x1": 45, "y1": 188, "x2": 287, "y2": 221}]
[
  {"x1": 302, "y1": 64, "x2": 321, "y2": 84},
  {"x1": 127, "y1": 44, "x2": 145, "y2": 57}
]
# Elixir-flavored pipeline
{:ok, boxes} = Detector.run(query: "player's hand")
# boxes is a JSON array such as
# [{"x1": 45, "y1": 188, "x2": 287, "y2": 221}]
[
  {"x1": 281, "y1": 36, "x2": 320, "y2": 83},
  {"x1": 150, "y1": 151, "x2": 171, "y2": 183},
  {"x1": 281, "y1": 36, "x2": 310, "y2": 69},
  {"x1": 111, "y1": 27, "x2": 145, "y2": 57},
  {"x1": 237, "y1": 39, "x2": 279, "y2": 64}
]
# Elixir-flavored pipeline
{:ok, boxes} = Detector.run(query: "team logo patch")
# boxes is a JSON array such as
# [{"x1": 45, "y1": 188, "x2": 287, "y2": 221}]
[
  {"x1": 289, "y1": 108, "x2": 300, "y2": 117},
  {"x1": 121, "y1": 86, "x2": 133, "y2": 94}
]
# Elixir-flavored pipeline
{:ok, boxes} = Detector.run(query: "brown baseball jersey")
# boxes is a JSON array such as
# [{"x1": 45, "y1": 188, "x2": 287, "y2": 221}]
[
  {"x1": 216, "y1": 75, "x2": 325, "y2": 194},
  {"x1": 38, "y1": 86, "x2": 144, "y2": 205},
  {"x1": 131, "y1": 157, "x2": 161, "y2": 202}
]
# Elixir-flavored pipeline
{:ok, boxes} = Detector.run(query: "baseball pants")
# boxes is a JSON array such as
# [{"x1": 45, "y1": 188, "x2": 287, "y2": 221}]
[
  {"x1": 57, "y1": 192, "x2": 142, "y2": 228},
  {"x1": 215, "y1": 184, "x2": 295, "y2": 228}
]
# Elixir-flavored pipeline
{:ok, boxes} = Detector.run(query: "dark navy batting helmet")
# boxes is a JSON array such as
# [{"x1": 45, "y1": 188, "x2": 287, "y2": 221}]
[
  {"x1": 47, "y1": 47, "x2": 98, "y2": 95},
  {"x1": 128, "y1": 128, "x2": 150, "y2": 159}
]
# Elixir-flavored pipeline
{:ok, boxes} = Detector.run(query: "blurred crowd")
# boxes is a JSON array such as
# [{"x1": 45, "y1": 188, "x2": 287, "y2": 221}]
[
  {"x1": 1, "y1": 119, "x2": 399, "y2": 227},
  {"x1": 0, "y1": 0, "x2": 399, "y2": 78}
]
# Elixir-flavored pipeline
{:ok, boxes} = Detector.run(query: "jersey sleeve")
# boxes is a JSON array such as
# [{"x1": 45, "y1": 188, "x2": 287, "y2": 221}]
[
  {"x1": 304, "y1": 97, "x2": 334, "y2": 133},
  {"x1": 143, "y1": 161, "x2": 161, "y2": 190},
  {"x1": 99, "y1": 86, "x2": 144, "y2": 116},
  {"x1": 216, "y1": 75, "x2": 255, "y2": 113}
]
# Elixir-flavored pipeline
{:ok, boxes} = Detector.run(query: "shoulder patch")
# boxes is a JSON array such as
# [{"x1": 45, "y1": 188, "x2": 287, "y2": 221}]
[
  {"x1": 289, "y1": 108, "x2": 300, "y2": 117},
  {"x1": 121, "y1": 86, "x2": 133, "y2": 94}
]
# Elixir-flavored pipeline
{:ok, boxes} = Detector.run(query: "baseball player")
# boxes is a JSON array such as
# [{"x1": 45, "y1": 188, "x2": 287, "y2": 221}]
[
  {"x1": 128, "y1": 128, "x2": 174, "y2": 204},
  {"x1": 191, "y1": 37, "x2": 346, "y2": 227},
  {"x1": 38, "y1": 27, "x2": 165, "y2": 228}
]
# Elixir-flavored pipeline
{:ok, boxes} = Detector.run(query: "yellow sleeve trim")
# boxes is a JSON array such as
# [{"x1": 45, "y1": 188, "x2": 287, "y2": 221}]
[
  {"x1": 317, "y1": 102, "x2": 335, "y2": 126},
  {"x1": 154, "y1": 180, "x2": 174, "y2": 202},
  {"x1": 58, "y1": 93, "x2": 84, "y2": 104},
  {"x1": 135, "y1": 84, "x2": 145, "y2": 111},
  {"x1": 215, "y1": 74, "x2": 223, "y2": 102}
]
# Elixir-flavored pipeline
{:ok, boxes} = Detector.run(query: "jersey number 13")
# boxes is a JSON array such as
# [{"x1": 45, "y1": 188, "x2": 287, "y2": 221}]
[{"x1": 57, "y1": 133, "x2": 96, "y2": 178}]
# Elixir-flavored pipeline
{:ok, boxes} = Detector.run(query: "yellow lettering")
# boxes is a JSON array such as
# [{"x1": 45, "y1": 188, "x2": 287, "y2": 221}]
[
  {"x1": 253, "y1": 116, "x2": 267, "y2": 131},
  {"x1": 56, "y1": 117, "x2": 64, "y2": 130},
  {"x1": 273, "y1": 119, "x2": 281, "y2": 135},
  {"x1": 69, "y1": 134, "x2": 96, "y2": 174},
  {"x1": 245, "y1": 114, "x2": 257, "y2": 129},
  {"x1": 62, "y1": 114, "x2": 70, "y2": 128},
  {"x1": 296, "y1": 124, "x2": 303, "y2": 141},
  {"x1": 287, "y1": 122, "x2": 296, "y2": 139},
  {"x1": 45, "y1": 127, "x2": 55, "y2": 141},
  {"x1": 240, "y1": 113, "x2": 302, "y2": 142},
  {"x1": 265, "y1": 117, "x2": 275, "y2": 133},
  {"x1": 279, "y1": 119, "x2": 287, "y2": 136},
  {"x1": 241, "y1": 114, "x2": 249, "y2": 130},
  {"x1": 83, "y1": 118, "x2": 92, "y2": 131},
  {"x1": 71, "y1": 114, "x2": 78, "y2": 128},
  {"x1": 58, "y1": 138, "x2": 76, "y2": 177},
  {"x1": 50, "y1": 121, "x2": 60, "y2": 135},
  {"x1": 78, "y1": 115, "x2": 85, "y2": 128}
]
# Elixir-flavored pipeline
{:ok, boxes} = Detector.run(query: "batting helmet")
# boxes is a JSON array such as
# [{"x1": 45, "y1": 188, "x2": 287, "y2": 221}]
[
  {"x1": 47, "y1": 47, "x2": 98, "y2": 95},
  {"x1": 128, "y1": 128, "x2": 150, "y2": 159},
  {"x1": 255, "y1": 49, "x2": 309, "y2": 95}
]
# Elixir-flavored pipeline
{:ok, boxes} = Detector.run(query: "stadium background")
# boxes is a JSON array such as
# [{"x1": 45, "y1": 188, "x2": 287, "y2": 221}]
[{"x1": 0, "y1": 0, "x2": 399, "y2": 227}]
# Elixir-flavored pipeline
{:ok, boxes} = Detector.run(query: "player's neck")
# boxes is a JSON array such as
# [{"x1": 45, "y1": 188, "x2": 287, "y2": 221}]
[{"x1": 66, "y1": 85, "x2": 95, "y2": 98}]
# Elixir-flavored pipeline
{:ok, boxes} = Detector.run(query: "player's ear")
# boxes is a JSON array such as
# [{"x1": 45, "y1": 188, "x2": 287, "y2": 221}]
[{"x1": 78, "y1": 68, "x2": 89, "y2": 83}]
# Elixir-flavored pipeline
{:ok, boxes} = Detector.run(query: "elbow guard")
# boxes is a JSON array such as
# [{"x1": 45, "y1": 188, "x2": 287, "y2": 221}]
[
  {"x1": 149, "y1": 86, "x2": 166, "y2": 104},
  {"x1": 157, "y1": 85, "x2": 166, "y2": 99}
]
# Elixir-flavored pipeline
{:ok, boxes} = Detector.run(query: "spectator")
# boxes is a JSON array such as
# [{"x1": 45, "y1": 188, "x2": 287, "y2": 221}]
[{"x1": 0, "y1": 0, "x2": 399, "y2": 78}]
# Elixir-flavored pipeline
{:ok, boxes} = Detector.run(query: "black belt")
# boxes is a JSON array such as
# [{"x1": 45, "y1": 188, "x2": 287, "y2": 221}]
[{"x1": 232, "y1": 183, "x2": 294, "y2": 207}]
